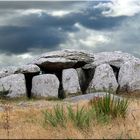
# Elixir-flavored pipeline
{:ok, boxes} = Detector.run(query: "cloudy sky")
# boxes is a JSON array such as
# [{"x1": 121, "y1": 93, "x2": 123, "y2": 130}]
[{"x1": 0, "y1": 0, "x2": 140, "y2": 67}]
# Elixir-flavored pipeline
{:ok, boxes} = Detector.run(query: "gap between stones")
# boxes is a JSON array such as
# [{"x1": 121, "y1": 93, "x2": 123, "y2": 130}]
[
  {"x1": 24, "y1": 72, "x2": 40, "y2": 98},
  {"x1": 110, "y1": 65, "x2": 120, "y2": 82}
]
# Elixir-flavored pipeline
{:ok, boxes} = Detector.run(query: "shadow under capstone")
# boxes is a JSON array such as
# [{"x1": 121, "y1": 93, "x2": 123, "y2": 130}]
[{"x1": 24, "y1": 72, "x2": 40, "y2": 98}]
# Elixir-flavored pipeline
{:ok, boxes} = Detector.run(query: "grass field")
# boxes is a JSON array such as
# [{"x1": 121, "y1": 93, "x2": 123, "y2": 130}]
[{"x1": 0, "y1": 96, "x2": 140, "y2": 139}]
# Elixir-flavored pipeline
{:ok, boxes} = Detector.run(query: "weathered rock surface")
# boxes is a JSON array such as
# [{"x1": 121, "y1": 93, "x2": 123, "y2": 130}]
[
  {"x1": 118, "y1": 61, "x2": 140, "y2": 93},
  {"x1": 76, "y1": 68, "x2": 95, "y2": 94},
  {"x1": 0, "y1": 74, "x2": 26, "y2": 98},
  {"x1": 88, "y1": 64, "x2": 118, "y2": 93},
  {"x1": 32, "y1": 74, "x2": 59, "y2": 98},
  {"x1": 0, "y1": 64, "x2": 40, "y2": 79},
  {"x1": 0, "y1": 50, "x2": 140, "y2": 99},
  {"x1": 0, "y1": 66, "x2": 18, "y2": 78},
  {"x1": 83, "y1": 51, "x2": 139, "y2": 69},
  {"x1": 30, "y1": 49, "x2": 94, "y2": 71},
  {"x1": 16, "y1": 64, "x2": 40, "y2": 74},
  {"x1": 64, "y1": 92, "x2": 123, "y2": 102},
  {"x1": 62, "y1": 68, "x2": 81, "y2": 96}
]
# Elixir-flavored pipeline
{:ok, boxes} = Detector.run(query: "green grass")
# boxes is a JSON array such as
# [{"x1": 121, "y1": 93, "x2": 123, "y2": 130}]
[
  {"x1": 67, "y1": 105, "x2": 91, "y2": 128},
  {"x1": 90, "y1": 93, "x2": 128, "y2": 118},
  {"x1": 43, "y1": 104, "x2": 92, "y2": 129},
  {"x1": 43, "y1": 94, "x2": 129, "y2": 129},
  {"x1": 43, "y1": 104, "x2": 67, "y2": 128}
]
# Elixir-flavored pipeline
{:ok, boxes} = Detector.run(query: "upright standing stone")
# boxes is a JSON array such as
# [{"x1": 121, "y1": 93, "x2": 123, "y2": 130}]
[
  {"x1": 62, "y1": 68, "x2": 81, "y2": 96},
  {"x1": 0, "y1": 74, "x2": 26, "y2": 98},
  {"x1": 88, "y1": 64, "x2": 118, "y2": 93},
  {"x1": 118, "y1": 60, "x2": 140, "y2": 93},
  {"x1": 31, "y1": 74, "x2": 59, "y2": 98},
  {"x1": 0, "y1": 66, "x2": 18, "y2": 78}
]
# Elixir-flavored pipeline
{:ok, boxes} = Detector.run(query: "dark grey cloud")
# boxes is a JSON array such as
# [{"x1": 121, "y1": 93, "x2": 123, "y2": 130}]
[
  {"x1": 0, "y1": 1, "x2": 140, "y2": 66},
  {"x1": 0, "y1": 1, "x2": 82, "y2": 10},
  {"x1": 0, "y1": 1, "x2": 128, "y2": 55},
  {"x1": 0, "y1": 1, "x2": 86, "y2": 54},
  {"x1": 0, "y1": 25, "x2": 67, "y2": 54},
  {"x1": 72, "y1": 11, "x2": 127, "y2": 30}
]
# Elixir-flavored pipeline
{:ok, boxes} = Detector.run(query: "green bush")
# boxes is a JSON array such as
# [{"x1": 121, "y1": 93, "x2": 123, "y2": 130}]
[{"x1": 90, "y1": 93, "x2": 128, "y2": 118}]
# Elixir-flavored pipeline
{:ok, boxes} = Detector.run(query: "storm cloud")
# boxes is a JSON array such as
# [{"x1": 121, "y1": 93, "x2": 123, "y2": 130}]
[{"x1": 0, "y1": 1, "x2": 140, "y2": 66}]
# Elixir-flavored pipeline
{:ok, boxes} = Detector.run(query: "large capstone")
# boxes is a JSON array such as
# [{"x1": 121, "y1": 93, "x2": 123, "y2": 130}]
[
  {"x1": 0, "y1": 74, "x2": 26, "y2": 98},
  {"x1": 29, "y1": 49, "x2": 94, "y2": 71},
  {"x1": 83, "y1": 51, "x2": 139, "y2": 69},
  {"x1": 62, "y1": 68, "x2": 81, "y2": 96},
  {"x1": 31, "y1": 74, "x2": 59, "y2": 98},
  {"x1": 88, "y1": 64, "x2": 118, "y2": 93},
  {"x1": 118, "y1": 60, "x2": 140, "y2": 93}
]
